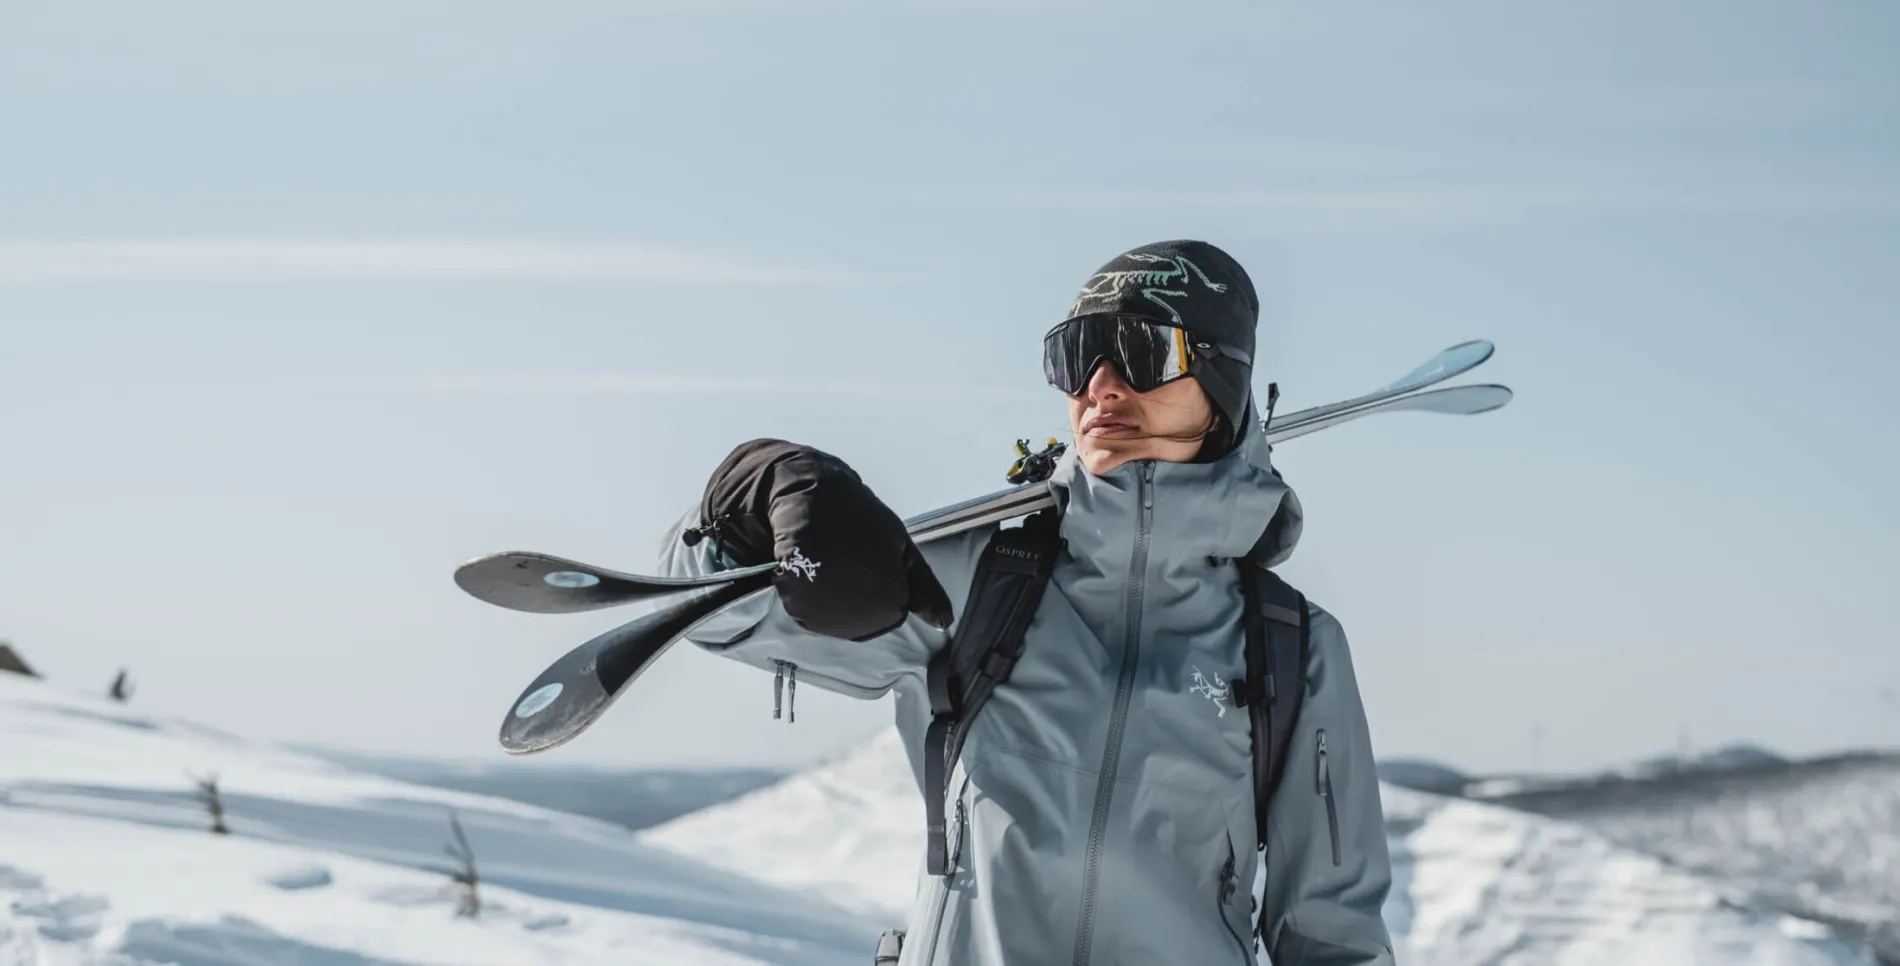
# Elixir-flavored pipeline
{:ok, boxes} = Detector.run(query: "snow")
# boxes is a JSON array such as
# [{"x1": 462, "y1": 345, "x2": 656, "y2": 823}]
[
  {"x1": 0, "y1": 674, "x2": 878, "y2": 965},
  {"x1": 1381, "y1": 786, "x2": 1869, "y2": 966},
  {"x1": 645, "y1": 727, "x2": 1879, "y2": 966},
  {"x1": 1478, "y1": 752, "x2": 1900, "y2": 962},
  {"x1": 4, "y1": 668, "x2": 1886, "y2": 966},
  {"x1": 0, "y1": 809, "x2": 782, "y2": 966},
  {"x1": 304, "y1": 748, "x2": 787, "y2": 833}
]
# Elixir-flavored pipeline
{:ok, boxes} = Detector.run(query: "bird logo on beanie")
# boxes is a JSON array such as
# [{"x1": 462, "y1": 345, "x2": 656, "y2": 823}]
[{"x1": 1067, "y1": 251, "x2": 1230, "y2": 327}]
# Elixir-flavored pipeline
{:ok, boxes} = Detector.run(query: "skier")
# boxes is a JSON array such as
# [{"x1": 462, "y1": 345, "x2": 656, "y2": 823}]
[{"x1": 658, "y1": 240, "x2": 1395, "y2": 965}]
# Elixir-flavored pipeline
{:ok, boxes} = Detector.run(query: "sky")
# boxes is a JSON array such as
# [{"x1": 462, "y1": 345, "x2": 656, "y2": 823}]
[{"x1": 1, "y1": 0, "x2": 1896, "y2": 776}]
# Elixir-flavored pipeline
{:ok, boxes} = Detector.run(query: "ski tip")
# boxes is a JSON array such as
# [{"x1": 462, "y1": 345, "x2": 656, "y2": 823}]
[
  {"x1": 1410, "y1": 383, "x2": 1513, "y2": 415},
  {"x1": 1476, "y1": 384, "x2": 1513, "y2": 413},
  {"x1": 498, "y1": 733, "x2": 570, "y2": 756},
  {"x1": 498, "y1": 693, "x2": 593, "y2": 756},
  {"x1": 1424, "y1": 383, "x2": 1513, "y2": 416},
  {"x1": 457, "y1": 550, "x2": 538, "y2": 569},
  {"x1": 1449, "y1": 339, "x2": 1495, "y2": 369},
  {"x1": 451, "y1": 552, "x2": 628, "y2": 615}
]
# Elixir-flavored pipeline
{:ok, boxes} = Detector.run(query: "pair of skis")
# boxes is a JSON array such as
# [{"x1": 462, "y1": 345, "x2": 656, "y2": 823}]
[{"x1": 457, "y1": 339, "x2": 1511, "y2": 755}]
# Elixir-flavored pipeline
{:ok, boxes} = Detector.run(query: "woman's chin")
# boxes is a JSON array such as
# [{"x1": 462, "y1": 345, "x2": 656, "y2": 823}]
[
  {"x1": 1074, "y1": 431, "x2": 1204, "y2": 475},
  {"x1": 1077, "y1": 439, "x2": 1145, "y2": 475}
]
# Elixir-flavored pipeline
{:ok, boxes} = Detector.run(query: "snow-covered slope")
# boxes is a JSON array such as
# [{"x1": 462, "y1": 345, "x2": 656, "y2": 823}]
[
  {"x1": 1380, "y1": 785, "x2": 1866, "y2": 966},
  {"x1": 645, "y1": 727, "x2": 1875, "y2": 966},
  {"x1": 1481, "y1": 752, "x2": 1900, "y2": 963},
  {"x1": 0, "y1": 673, "x2": 878, "y2": 965},
  {"x1": 645, "y1": 728, "x2": 919, "y2": 922},
  {"x1": 1375, "y1": 757, "x2": 1474, "y2": 797},
  {"x1": 304, "y1": 747, "x2": 787, "y2": 832}
]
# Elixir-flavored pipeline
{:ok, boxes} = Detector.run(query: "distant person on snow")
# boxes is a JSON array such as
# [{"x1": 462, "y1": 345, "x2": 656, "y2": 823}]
[{"x1": 659, "y1": 240, "x2": 1395, "y2": 965}]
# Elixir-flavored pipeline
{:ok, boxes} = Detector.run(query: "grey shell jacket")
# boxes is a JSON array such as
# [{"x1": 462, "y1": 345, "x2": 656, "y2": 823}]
[{"x1": 656, "y1": 424, "x2": 1396, "y2": 966}]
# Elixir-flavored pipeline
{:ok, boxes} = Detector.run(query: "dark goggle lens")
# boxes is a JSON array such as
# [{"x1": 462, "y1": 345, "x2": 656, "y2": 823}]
[{"x1": 1043, "y1": 317, "x2": 1195, "y2": 395}]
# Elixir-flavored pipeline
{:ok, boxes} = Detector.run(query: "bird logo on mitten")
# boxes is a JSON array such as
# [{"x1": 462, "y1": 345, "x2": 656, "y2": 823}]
[{"x1": 781, "y1": 547, "x2": 821, "y2": 582}]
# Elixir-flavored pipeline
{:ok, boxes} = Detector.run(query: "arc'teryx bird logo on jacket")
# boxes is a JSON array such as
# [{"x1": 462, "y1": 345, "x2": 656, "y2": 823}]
[{"x1": 1188, "y1": 666, "x2": 1231, "y2": 718}]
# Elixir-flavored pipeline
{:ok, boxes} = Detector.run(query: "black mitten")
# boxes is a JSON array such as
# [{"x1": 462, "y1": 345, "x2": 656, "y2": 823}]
[{"x1": 692, "y1": 439, "x2": 954, "y2": 642}]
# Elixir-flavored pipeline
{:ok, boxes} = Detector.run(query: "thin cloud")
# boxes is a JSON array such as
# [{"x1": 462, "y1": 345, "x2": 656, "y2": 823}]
[
  {"x1": 0, "y1": 238, "x2": 855, "y2": 285},
  {"x1": 991, "y1": 179, "x2": 1900, "y2": 227},
  {"x1": 1445, "y1": 78, "x2": 1876, "y2": 128},
  {"x1": 337, "y1": 372, "x2": 1049, "y2": 399},
  {"x1": 931, "y1": 126, "x2": 1900, "y2": 228},
  {"x1": 1023, "y1": 185, "x2": 1577, "y2": 216},
  {"x1": 974, "y1": 184, "x2": 1581, "y2": 234}
]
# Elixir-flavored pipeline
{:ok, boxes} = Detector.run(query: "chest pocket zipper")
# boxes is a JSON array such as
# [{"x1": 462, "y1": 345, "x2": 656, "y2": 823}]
[
  {"x1": 1216, "y1": 841, "x2": 1254, "y2": 963},
  {"x1": 1317, "y1": 729, "x2": 1341, "y2": 867},
  {"x1": 920, "y1": 776, "x2": 971, "y2": 965}
]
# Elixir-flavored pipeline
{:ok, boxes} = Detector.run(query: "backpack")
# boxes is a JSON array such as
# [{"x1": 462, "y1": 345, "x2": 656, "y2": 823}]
[{"x1": 918, "y1": 507, "x2": 1311, "y2": 946}]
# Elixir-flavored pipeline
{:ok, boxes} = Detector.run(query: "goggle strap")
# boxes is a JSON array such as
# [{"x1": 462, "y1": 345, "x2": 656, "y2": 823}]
[{"x1": 1196, "y1": 340, "x2": 1250, "y2": 366}]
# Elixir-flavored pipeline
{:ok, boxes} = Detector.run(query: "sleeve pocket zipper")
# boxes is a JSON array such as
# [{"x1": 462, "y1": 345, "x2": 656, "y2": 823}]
[
  {"x1": 1316, "y1": 729, "x2": 1341, "y2": 867},
  {"x1": 772, "y1": 660, "x2": 797, "y2": 723}
]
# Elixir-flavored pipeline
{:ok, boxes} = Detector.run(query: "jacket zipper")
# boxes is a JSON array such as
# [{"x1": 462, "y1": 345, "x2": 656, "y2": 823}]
[
  {"x1": 1072, "y1": 461, "x2": 1154, "y2": 966},
  {"x1": 1217, "y1": 849, "x2": 1254, "y2": 962},
  {"x1": 1317, "y1": 728, "x2": 1341, "y2": 867},
  {"x1": 919, "y1": 784, "x2": 967, "y2": 965}
]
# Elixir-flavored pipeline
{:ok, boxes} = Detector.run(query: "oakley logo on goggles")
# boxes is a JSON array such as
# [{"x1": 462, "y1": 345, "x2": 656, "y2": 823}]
[{"x1": 1042, "y1": 315, "x2": 1249, "y2": 395}]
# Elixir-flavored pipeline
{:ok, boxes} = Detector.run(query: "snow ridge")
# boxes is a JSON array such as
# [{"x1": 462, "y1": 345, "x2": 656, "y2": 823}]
[{"x1": 1483, "y1": 752, "x2": 1900, "y2": 962}]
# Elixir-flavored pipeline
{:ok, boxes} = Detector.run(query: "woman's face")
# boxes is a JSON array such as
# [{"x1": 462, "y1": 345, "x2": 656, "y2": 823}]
[{"x1": 1066, "y1": 361, "x2": 1215, "y2": 476}]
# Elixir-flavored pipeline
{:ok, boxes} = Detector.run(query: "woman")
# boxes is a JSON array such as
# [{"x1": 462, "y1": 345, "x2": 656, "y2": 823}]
[{"x1": 659, "y1": 240, "x2": 1395, "y2": 965}]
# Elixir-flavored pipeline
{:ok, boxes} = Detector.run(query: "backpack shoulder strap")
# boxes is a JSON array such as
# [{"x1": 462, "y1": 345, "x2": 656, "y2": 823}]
[
  {"x1": 922, "y1": 509, "x2": 1061, "y2": 876},
  {"x1": 1234, "y1": 558, "x2": 1311, "y2": 937}
]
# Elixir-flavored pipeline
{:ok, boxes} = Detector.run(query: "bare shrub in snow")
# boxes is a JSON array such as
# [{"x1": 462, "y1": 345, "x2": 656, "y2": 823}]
[
  {"x1": 436, "y1": 809, "x2": 480, "y2": 919},
  {"x1": 189, "y1": 771, "x2": 230, "y2": 835}
]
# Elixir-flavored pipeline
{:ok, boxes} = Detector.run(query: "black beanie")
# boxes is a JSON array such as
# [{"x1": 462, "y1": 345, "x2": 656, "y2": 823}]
[{"x1": 1062, "y1": 239, "x2": 1260, "y2": 458}]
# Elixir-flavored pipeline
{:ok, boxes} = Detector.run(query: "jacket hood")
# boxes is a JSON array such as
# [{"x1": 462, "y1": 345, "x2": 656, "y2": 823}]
[{"x1": 1048, "y1": 402, "x2": 1303, "y2": 568}]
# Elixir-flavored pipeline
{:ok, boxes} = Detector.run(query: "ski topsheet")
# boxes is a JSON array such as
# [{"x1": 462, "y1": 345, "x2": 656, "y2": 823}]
[{"x1": 485, "y1": 341, "x2": 1511, "y2": 754}]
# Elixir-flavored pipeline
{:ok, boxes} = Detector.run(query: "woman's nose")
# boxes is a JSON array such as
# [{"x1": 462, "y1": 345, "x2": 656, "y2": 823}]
[{"x1": 1085, "y1": 361, "x2": 1131, "y2": 402}]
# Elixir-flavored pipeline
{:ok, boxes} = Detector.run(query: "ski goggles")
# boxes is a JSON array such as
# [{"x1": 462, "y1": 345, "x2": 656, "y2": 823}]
[{"x1": 1041, "y1": 315, "x2": 1249, "y2": 396}]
